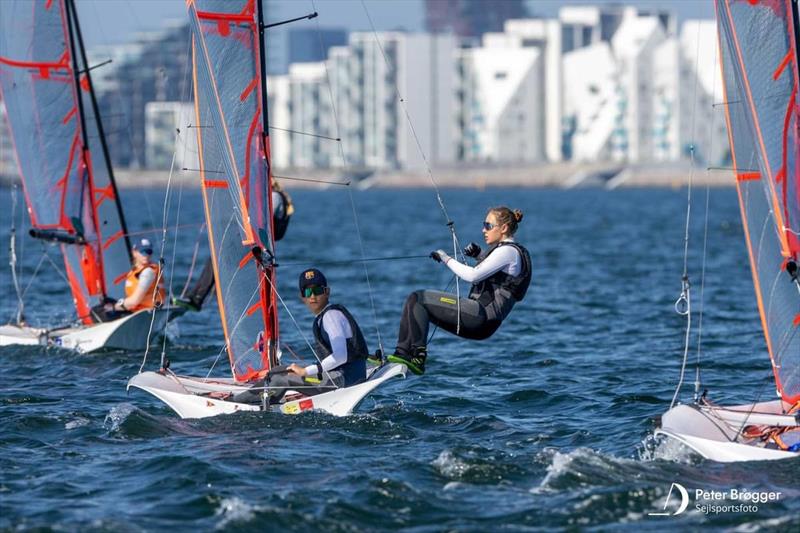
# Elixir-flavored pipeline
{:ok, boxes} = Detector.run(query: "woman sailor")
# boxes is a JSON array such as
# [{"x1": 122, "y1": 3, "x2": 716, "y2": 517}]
[{"x1": 387, "y1": 206, "x2": 531, "y2": 375}]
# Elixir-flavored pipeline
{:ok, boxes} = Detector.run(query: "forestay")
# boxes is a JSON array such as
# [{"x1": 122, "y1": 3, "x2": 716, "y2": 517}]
[
  {"x1": 188, "y1": 0, "x2": 278, "y2": 381},
  {"x1": 0, "y1": 0, "x2": 131, "y2": 323},
  {"x1": 716, "y1": 0, "x2": 800, "y2": 403}
]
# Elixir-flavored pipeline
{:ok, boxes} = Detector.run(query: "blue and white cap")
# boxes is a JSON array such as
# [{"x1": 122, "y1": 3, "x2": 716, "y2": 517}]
[{"x1": 133, "y1": 238, "x2": 153, "y2": 256}]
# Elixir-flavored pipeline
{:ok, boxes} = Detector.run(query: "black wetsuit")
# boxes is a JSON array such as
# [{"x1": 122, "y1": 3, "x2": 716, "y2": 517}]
[{"x1": 394, "y1": 242, "x2": 531, "y2": 357}]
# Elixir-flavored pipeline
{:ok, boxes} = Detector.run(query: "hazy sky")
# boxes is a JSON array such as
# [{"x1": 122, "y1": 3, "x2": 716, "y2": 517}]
[{"x1": 77, "y1": 0, "x2": 715, "y2": 49}]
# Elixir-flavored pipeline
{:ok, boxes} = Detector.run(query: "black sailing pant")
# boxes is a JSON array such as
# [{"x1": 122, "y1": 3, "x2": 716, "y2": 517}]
[
  {"x1": 184, "y1": 259, "x2": 215, "y2": 308},
  {"x1": 394, "y1": 290, "x2": 501, "y2": 356}
]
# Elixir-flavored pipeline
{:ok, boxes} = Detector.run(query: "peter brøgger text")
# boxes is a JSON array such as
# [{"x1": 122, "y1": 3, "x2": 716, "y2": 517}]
[{"x1": 695, "y1": 489, "x2": 782, "y2": 515}]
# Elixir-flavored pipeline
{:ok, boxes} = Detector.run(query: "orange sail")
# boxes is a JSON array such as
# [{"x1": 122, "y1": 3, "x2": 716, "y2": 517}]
[
  {"x1": 188, "y1": 0, "x2": 278, "y2": 381},
  {"x1": 716, "y1": 0, "x2": 800, "y2": 403}
]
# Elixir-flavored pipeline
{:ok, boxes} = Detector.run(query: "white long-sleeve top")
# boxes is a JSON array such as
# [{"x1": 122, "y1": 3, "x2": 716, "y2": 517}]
[
  {"x1": 304, "y1": 306, "x2": 352, "y2": 377},
  {"x1": 444, "y1": 239, "x2": 522, "y2": 283}
]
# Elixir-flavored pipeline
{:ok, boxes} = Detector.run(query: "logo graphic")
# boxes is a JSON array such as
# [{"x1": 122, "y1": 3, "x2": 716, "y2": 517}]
[
  {"x1": 649, "y1": 482, "x2": 689, "y2": 516},
  {"x1": 305, "y1": 271, "x2": 315, "y2": 279}
]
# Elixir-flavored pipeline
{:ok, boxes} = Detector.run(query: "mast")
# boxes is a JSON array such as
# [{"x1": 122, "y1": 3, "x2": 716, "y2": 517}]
[
  {"x1": 66, "y1": 0, "x2": 132, "y2": 260},
  {"x1": 256, "y1": 0, "x2": 280, "y2": 367},
  {"x1": 63, "y1": 0, "x2": 90, "y2": 169},
  {"x1": 256, "y1": 0, "x2": 271, "y2": 148}
]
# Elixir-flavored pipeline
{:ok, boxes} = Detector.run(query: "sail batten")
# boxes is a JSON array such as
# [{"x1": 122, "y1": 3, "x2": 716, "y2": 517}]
[
  {"x1": 189, "y1": 0, "x2": 276, "y2": 381},
  {"x1": 716, "y1": 0, "x2": 800, "y2": 403}
]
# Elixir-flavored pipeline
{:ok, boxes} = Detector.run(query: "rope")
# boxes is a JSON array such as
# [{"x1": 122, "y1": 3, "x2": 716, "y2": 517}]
[{"x1": 280, "y1": 254, "x2": 428, "y2": 266}]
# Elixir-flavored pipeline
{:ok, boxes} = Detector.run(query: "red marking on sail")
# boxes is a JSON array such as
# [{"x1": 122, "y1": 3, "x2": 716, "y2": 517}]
[
  {"x1": 245, "y1": 302, "x2": 261, "y2": 317},
  {"x1": 62, "y1": 107, "x2": 77, "y2": 124},
  {"x1": 774, "y1": 49, "x2": 793, "y2": 80},
  {"x1": 793, "y1": 314, "x2": 800, "y2": 327},
  {"x1": 80, "y1": 74, "x2": 90, "y2": 92},
  {"x1": 93, "y1": 183, "x2": 115, "y2": 204},
  {"x1": 202, "y1": 180, "x2": 228, "y2": 188},
  {"x1": 737, "y1": 171, "x2": 761, "y2": 181},
  {"x1": 103, "y1": 230, "x2": 124, "y2": 250},
  {"x1": 238, "y1": 252, "x2": 253, "y2": 269},
  {"x1": 45, "y1": 0, "x2": 53, "y2": 9},
  {"x1": 64, "y1": 255, "x2": 92, "y2": 325},
  {"x1": 240, "y1": 77, "x2": 258, "y2": 101},
  {"x1": 217, "y1": 20, "x2": 230, "y2": 36}
]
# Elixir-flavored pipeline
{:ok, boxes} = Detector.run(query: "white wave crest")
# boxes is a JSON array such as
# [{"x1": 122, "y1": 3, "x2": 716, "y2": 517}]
[
  {"x1": 638, "y1": 432, "x2": 696, "y2": 464},
  {"x1": 432, "y1": 450, "x2": 469, "y2": 479},
  {"x1": 65, "y1": 417, "x2": 90, "y2": 430},
  {"x1": 214, "y1": 497, "x2": 258, "y2": 529},
  {"x1": 103, "y1": 403, "x2": 136, "y2": 431}
]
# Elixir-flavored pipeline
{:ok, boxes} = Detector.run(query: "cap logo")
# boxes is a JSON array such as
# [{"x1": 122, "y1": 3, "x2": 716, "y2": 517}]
[{"x1": 305, "y1": 271, "x2": 315, "y2": 279}]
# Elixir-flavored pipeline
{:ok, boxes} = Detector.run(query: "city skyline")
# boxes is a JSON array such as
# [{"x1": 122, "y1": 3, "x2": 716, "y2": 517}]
[{"x1": 77, "y1": 0, "x2": 714, "y2": 48}]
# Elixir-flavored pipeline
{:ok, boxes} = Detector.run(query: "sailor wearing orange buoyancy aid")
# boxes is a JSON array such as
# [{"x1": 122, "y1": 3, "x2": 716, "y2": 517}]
[{"x1": 114, "y1": 238, "x2": 165, "y2": 313}]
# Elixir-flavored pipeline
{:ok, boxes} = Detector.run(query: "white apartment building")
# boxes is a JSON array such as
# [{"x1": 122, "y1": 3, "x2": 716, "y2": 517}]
[
  {"x1": 346, "y1": 32, "x2": 456, "y2": 170},
  {"x1": 269, "y1": 32, "x2": 456, "y2": 171},
  {"x1": 563, "y1": 41, "x2": 619, "y2": 161},
  {"x1": 458, "y1": 44, "x2": 544, "y2": 163},
  {"x1": 266, "y1": 75, "x2": 291, "y2": 169},
  {"x1": 610, "y1": 12, "x2": 667, "y2": 162},
  {"x1": 0, "y1": 100, "x2": 18, "y2": 179},
  {"x1": 144, "y1": 102, "x2": 198, "y2": 170}
]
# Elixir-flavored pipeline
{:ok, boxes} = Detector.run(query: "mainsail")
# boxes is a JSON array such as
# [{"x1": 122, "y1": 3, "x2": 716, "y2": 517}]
[
  {"x1": 188, "y1": 0, "x2": 278, "y2": 381},
  {"x1": 716, "y1": 0, "x2": 800, "y2": 403},
  {"x1": 0, "y1": 0, "x2": 131, "y2": 323}
]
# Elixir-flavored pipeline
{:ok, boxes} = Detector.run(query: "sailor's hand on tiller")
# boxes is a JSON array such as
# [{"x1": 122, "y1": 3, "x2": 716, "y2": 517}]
[{"x1": 287, "y1": 363, "x2": 306, "y2": 376}]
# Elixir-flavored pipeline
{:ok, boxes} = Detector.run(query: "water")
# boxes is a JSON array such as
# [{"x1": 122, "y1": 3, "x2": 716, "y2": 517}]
[{"x1": 1, "y1": 186, "x2": 798, "y2": 531}]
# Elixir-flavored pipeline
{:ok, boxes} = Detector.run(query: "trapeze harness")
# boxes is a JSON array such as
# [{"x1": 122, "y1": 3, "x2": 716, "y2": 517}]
[
  {"x1": 312, "y1": 304, "x2": 369, "y2": 386},
  {"x1": 468, "y1": 241, "x2": 532, "y2": 323},
  {"x1": 124, "y1": 263, "x2": 165, "y2": 311}
]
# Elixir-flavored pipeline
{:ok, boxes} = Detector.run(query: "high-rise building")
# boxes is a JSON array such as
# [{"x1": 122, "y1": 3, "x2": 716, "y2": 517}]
[
  {"x1": 425, "y1": 0, "x2": 527, "y2": 40},
  {"x1": 89, "y1": 21, "x2": 190, "y2": 169},
  {"x1": 288, "y1": 28, "x2": 347, "y2": 65},
  {"x1": 271, "y1": 32, "x2": 456, "y2": 171},
  {"x1": 0, "y1": 99, "x2": 18, "y2": 180},
  {"x1": 144, "y1": 102, "x2": 198, "y2": 171}
]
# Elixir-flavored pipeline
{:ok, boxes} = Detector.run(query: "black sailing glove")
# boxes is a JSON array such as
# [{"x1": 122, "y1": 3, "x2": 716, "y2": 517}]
[
  {"x1": 463, "y1": 242, "x2": 482, "y2": 258},
  {"x1": 430, "y1": 249, "x2": 451, "y2": 263}
]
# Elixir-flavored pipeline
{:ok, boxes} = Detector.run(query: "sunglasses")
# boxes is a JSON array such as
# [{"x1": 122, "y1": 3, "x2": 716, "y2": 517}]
[
  {"x1": 482, "y1": 221, "x2": 497, "y2": 231},
  {"x1": 301, "y1": 286, "x2": 326, "y2": 298}
]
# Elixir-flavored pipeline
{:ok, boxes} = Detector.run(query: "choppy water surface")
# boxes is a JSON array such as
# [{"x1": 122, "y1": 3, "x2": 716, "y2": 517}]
[{"x1": 1, "y1": 186, "x2": 797, "y2": 531}]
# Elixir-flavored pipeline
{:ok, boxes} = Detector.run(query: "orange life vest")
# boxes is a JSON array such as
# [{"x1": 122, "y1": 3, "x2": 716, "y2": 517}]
[{"x1": 124, "y1": 263, "x2": 165, "y2": 311}]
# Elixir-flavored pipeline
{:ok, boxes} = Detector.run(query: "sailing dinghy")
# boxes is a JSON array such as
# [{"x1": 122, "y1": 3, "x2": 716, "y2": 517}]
[
  {"x1": 657, "y1": 0, "x2": 800, "y2": 462},
  {"x1": 128, "y1": 0, "x2": 404, "y2": 419},
  {"x1": 0, "y1": 0, "x2": 180, "y2": 352}
]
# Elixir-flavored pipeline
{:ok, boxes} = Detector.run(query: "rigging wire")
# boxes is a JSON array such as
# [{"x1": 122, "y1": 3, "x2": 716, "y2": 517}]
[
  {"x1": 9, "y1": 184, "x2": 25, "y2": 324},
  {"x1": 139, "y1": 39, "x2": 193, "y2": 373},
  {"x1": 692, "y1": 36, "x2": 722, "y2": 402},
  {"x1": 357, "y1": 0, "x2": 464, "y2": 333},
  {"x1": 670, "y1": 20, "x2": 706, "y2": 410},
  {"x1": 310, "y1": 0, "x2": 385, "y2": 354}
]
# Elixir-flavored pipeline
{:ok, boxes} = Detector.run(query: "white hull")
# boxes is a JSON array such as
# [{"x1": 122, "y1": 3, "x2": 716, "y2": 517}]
[
  {"x1": 0, "y1": 308, "x2": 179, "y2": 353},
  {"x1": 656, "y1": 400, "x2": 799, "y2": 462},
  {"x1": 127, "y1": 363, "x2": 407, "y2": 419}
]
